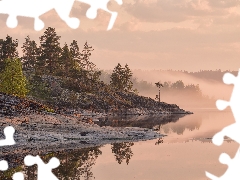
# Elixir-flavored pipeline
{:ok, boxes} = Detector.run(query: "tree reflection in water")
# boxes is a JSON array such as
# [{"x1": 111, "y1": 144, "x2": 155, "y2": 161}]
[
  {"x1": 155, "y1": 137, "x2": 164, "y2": 145},
  {"x1": 111, "y1": 142, "x2": 134, "y2": 165},
  {"x1": 53, "y1": 147, "x2": 102, "y2": 180},
  {"x1": 0, "y1": 146, "x2": 102, "y2": 180}
]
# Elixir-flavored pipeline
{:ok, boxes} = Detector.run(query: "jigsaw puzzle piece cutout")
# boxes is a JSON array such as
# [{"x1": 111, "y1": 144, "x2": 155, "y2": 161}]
[
  {"x1": 216, "y1": 100, "x2": 229, "y2": 111},
  {"x1": 77, "y1": 0, "x2": 122, "y2": 30},
  {"x1": 53, "y1": 0, "x2": 80, "y2": 29},
  {"x1": 206, "y1": 147, "x2": 240, "y2": 180},
  {"x1": 0, "y1": 126, "x2": 15, "y2": 146},
  {"x1": 223, "y1": 72, "x2": 236, "y2": 85},
  {"x1": 12, "y1": 172, "x2": 24, "y2": 180},
  {"x1": 0, "y1": 0, "x2": 80, "y2": 31},
  {"x1": 223, "y1": 70, "x2": 240, "y2": 120},
  {"x1": 212, "y1": 123, "x2": 240, "y2": 146},
  {"x1": 24, "y1": 155, "x2": 60, "y2": 180},
  {"x1": 0, "y1": 160, "x2": 8, "y2": 171}
]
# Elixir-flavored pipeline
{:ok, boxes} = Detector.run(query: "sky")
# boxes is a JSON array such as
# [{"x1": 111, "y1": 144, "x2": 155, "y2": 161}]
[{"x1": 0, "y1": 0, "x2": 240, "y2": 71}]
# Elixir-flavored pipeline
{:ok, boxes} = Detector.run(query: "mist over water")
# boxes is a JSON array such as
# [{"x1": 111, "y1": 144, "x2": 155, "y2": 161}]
[{"x1": 131, "y1": 70, "x2": 234, "y2": 109}]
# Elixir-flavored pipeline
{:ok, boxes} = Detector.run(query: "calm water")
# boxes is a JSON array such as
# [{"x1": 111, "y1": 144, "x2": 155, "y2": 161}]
[{"x1": 0, "y1": 109, "x2": 238, "y2": 180}]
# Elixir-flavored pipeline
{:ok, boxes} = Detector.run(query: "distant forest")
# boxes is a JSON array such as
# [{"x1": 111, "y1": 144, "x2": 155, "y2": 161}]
[{"x1": 185, "y1": 70, "x2": 238, "y2": 82}]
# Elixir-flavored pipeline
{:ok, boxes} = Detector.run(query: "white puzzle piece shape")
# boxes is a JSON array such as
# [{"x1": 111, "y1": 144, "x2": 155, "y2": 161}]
[
  {"x1": 24, "y1": 155, "x2": 60, "y2": 180},
  {"x1": 206, "y1": 69, "x2": 240, "y2": 179},
  {"x1": 12, "y1": 172, "x2": 24, "y2": 180},
  {"x1": 211, "y1": 70, "x2": 240, "y2": 146},
  {"x1": 0, "y1": 126, "x2": 15, "y2": 146},
  {"x1": 206, "y1": 148, "x2": 240, "y2": 179},
  {"x1": 0, "y1": 0, "x2": 122, "y2": 31},
  {"x1": 0, "y1": 160, "x2": 8, "y2": 171},
  {"x1": 77, "y1": 0, "x2": 123, "y2": 30}
]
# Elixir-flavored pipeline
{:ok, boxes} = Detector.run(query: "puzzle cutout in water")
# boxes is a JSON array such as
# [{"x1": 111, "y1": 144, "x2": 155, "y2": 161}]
[
  {"x1": 0, "y1": 0, "x2": 123, "y2": 31},
  {"x1": 205, "y1": 70, "x2": 240, "y2": 179},
  {"x1": 0, "y1": 126, "x2": 60, "y2": 180}
]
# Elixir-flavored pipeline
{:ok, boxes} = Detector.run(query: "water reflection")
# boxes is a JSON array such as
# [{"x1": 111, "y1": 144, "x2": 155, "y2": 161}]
[
  {"x1": 53, "y1": 147, "x2": 102, "y2": 179},
  {"x1": 111, "y1": 142, "x2": 134, "y2": 165},
  {"x1": 0, "y1": 147, "x2": 102, "y2": 180},
  {"x1": 0, "y1": 110, "x2": 236, "y2": 179},
  {"x1": 155, "y1": 137, "x2": 164, "y2": 145},
  {"x1": 96, "y1": 114, "x2": 186, "y2": 129}
]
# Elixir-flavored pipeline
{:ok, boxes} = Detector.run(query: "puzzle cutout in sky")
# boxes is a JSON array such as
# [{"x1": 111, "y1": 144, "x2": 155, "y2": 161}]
[
  {"x1": 205, "y1": 70, "x2": 240, "y2": 179},
  {"x1": 0, "y1": 126, "x2": 60, "y2": 180},
  {"x1": 0, "y1": 0, "x2": 123, "y2": 31}
]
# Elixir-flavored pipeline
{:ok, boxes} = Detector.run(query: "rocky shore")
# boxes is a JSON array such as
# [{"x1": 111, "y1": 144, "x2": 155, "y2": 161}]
[
  {"x1": 0, "y1": 92, "x2": 191, "y2": 157},
  {"x1": 0, "y1": 114, "x2": 163, "y2": 160}
]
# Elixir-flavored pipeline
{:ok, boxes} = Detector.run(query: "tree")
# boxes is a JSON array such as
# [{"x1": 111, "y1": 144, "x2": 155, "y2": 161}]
[
  {"x1": 70, "y1": 40, "x2": 82, "y2": 70},
  {"x1": 39, "y1": 27, "x2": 61, "y2": 74},
  {"x1": 155, "y1": 81, "x2": 163, "y2": 102},
  {"x1": 0, "y1": 35, "x2": 19, "y2": 72},
  {"x1": 110, "y1": 63, "x2": 133, "y2": 91},
  {"x1": 21, "y1": 35, "x2": 39, "y2": 72},
  {"x1": 111, "y1": 142, "x2": 134, "y2": 165},
  {"x1": 0, "y1": 58, "x2": 28, "y2": 97},
  {"x1": 171, "y1": 80, "x2": 184, "y2": 90},
  {"x1": 81, "y1": 41, "x2": 95, "y2": 71},
  {"x1": 59, "y1": 43, "x2": 74, "y2": 77}
]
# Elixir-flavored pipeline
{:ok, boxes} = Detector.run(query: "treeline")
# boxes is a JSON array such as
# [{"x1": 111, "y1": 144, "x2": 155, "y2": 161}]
[
  {"x1": 0, "y1": 27, "x2": 104, "y2": 98},
  {"x1": 101, "y1": 72, "x2": 203, "y2": 96},
  {"x1": 187, "y1": 69, "x2": 238, "y2": 82},
  {"x1": 0, "y1": 27, "x2": 136, "y2": 110}
]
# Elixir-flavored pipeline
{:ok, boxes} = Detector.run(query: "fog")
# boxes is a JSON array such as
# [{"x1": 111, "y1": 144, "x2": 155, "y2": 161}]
[{"x1": 131, "y1": 70, "x2": 233, "y2": 109}]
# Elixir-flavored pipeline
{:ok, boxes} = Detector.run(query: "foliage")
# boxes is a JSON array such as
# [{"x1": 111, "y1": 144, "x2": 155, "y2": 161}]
[
  {"x1": 0, "y1": 35, "x2": 19, "y2": 72},
  {"x1": 27, "y1": 75, "x2": 51, "y2": 100},
  {"x1": 111, "y1": 142, "x2": 134, "y2": 165},
  {"x1": 21, "y1": 35, "x2": 39, "y2": 72},
  {"x1": 39, "y1": 27, "x2": 61, "y2": 75},
  {"x1": 0, "y1": 58, "x2": 28, "y2": 97},
  {"x1": 110, "y1": 63, "x2": 133, "y2": 91}
]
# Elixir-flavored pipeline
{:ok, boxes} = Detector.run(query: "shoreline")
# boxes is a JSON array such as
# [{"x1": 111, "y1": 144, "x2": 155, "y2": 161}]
[{"x1": 0, "y1": 114, "x2": 165, "y2": 156}]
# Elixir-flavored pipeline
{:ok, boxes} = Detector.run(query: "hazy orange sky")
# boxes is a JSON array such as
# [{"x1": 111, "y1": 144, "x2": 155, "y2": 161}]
[{"x1": 1, "y1": 0, "x2": 240, "y2": 71}]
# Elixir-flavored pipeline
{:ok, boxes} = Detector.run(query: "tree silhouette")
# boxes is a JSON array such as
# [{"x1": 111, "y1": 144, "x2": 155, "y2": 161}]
[
  {"x1": 111, "y1": 142, "x2": 134, "y2": 165},
  {"x1": 21, "y1": 35, "x2": 39, "y2": 73},
  {"x1": 110, "y1": 63, "x2": 133, "y2": 91},
  {"x1": 0, "y1": 35, "x2": 19, "y2": 72},
  {"x1": 39, "y1": 27, "x2": 61, "y2": 75}
]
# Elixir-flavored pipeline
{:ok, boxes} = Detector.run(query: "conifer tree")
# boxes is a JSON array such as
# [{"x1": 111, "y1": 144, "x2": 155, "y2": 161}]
[
  {"x1": 70, "y1": 40, "x2": 82, "y2": 69},
  {"x1": 60, "y1": 43, "x2": 73, "y2": 77},
  {"x1": 21, "y1": 35, "x2": 39, "y2": 72},
  {"x1": 110, "y1": 63, "x2": 133, "y2": 91},
  {"x1": 0, "y1": 35, "x2": 19, "y2": 72},
  {"x1": 81, "y1": 41, "x2": 95, "y2": 71},
  {"x1": 39, "y1": 27, "x2": 61, "y2": 74},
  {"x1": 0, "y1": 58, "x2": 28, "y2": 97}
]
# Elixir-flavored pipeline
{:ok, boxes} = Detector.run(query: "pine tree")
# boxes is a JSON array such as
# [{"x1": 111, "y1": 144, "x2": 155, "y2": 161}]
[
  {"x1": 0, "y1": 35, "x2": 19, "y2": 72},
  {"x1": 70, "y1": 40, "x2": 82, "y2": 70},
  {"x1": 59, "y1": 43, "x2": 73, "y2": 77},
  {"x1": 81, "y1": 41, "x2": 95, "y2": 71},
  {"x1": 123, "y1": 64, "x2": 133, "y2": 91},
  {"x1": 0, "y1": 58, "x2": 28, "y2": 97},
  {"x1": 110, "y1": 63, "x2": 133, "y2": 91},
  {"x1": 21, "y1": 35, "x2": 39, "y2": 72},
  {"x1": 39, "y1": 27, "x2": 61, "y2": 75}
]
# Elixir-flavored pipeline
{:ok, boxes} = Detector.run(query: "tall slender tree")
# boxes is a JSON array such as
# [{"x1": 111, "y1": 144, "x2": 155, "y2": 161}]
[
  {"x1": 60, "y1": 43, "x2": 74, "y2": 77},
  {"x1": 39, "y1": 27, "x2": 61, "y2": 74},
  {"x1": 81, "y1": 41, "x2": 95, "y2": 71},
  {"x1": 21, "y1": 35, "x2": 39, "y2": 72},
  {"x1": 70, "y1": 40, "x2": 82, "y2": 69},
  {"x1": 0, "y1": 35, "x2": 19, "y2": 72}
]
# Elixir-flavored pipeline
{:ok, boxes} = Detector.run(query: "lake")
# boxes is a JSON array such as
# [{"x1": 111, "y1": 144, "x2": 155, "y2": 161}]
[{"x1": 0, "y1": 108, "x2": 238, "y2": 180}]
